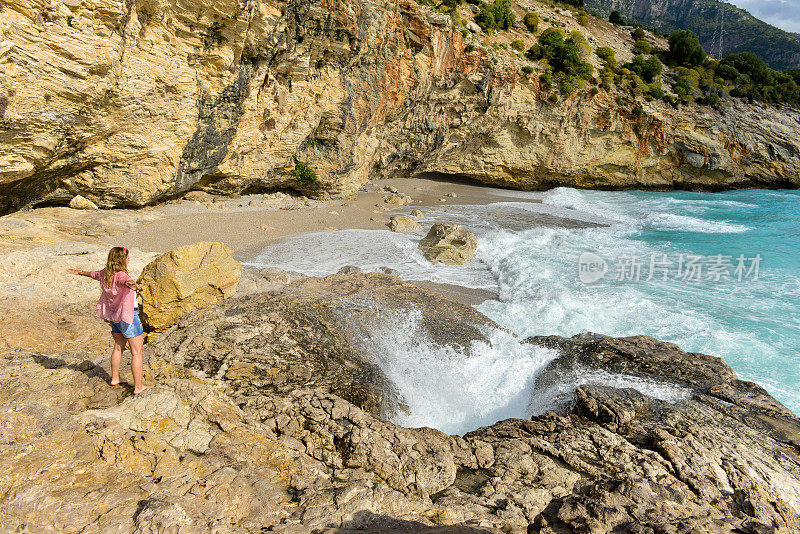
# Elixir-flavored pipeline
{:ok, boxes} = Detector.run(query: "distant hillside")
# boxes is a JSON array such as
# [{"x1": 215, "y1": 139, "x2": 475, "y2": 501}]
[{"x1": 586, "y1": 0, "x2": 800, "y2": 71}]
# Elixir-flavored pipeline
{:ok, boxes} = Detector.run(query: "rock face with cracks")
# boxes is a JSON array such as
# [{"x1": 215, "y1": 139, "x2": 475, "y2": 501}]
[
  {"x1": 147, "y1": 272, "x2": 496, "y2": 419},
  {"x1": 1, "y1": 274, "x2": 798, "y2": 532},
  {"x1": 1, "y1": 0, "x2": 799, "y2": 214}
]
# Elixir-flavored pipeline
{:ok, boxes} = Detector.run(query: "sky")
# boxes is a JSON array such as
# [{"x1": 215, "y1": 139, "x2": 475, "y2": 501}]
[{"x1": 728, "y1": 0, "x2": 800, "y2": 34}]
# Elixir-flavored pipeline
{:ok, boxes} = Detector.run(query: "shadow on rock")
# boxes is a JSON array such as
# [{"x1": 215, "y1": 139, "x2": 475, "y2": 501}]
[
  {"x1": 322, "y1": 511, "x2": 496, "y2": 533},
  {"x1": 33, "y1": 353, "x2": 113, "y2": 384}
]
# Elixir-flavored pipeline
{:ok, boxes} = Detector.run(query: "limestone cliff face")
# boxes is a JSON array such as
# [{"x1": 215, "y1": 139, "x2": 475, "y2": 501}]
[{"x1": 1, "y1": 0, "x2": 799, "y2": 213}]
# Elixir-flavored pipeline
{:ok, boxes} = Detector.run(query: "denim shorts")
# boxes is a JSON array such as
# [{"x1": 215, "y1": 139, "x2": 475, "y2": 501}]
[{"x1": 109, "y1": 308, "x2": 144, "y2": 339}]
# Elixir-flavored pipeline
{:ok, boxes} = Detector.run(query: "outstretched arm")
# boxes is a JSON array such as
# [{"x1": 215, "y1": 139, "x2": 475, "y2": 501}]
[{"x1": 66, "y1": 269, "x2": 94, "y2": 278}]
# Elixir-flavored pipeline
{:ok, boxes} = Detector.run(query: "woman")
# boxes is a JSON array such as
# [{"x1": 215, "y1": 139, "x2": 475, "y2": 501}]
[{"x1": 67, "y1": 246, "x2": 152, "y2": 394}]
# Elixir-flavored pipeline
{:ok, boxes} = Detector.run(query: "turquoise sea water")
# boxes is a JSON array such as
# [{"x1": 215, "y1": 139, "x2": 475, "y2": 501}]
[
  {"x1": 475, "y1": 188, "x2": 800, "y2": 415},
  {"x1": 251, "y1": 187, "x2": 800, "y2": 428}
]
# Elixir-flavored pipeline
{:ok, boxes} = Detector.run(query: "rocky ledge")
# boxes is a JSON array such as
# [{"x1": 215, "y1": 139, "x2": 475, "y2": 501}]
[{"x1": 1, "y1": 273, "x2": 799, "y2": 532}]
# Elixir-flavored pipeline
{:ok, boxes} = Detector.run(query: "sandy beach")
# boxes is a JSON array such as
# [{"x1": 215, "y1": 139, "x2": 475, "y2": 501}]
[{"x1": 112, "y1": 177, "x2": 545, "y2": 259}]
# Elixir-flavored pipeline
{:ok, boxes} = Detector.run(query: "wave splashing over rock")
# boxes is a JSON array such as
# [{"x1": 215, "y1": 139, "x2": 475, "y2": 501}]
[
  {"x1": 360, "y1": 310, "x2": 558, "y2": 435},
  {"x1": 528, "y1": 367, "x2": 692, "y2": 416}
]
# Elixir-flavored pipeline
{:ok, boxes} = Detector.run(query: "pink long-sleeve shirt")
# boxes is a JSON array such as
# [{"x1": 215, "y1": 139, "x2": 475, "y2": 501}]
[{"x1": 90, "y1": 269, "x2": 136, "y2": 324}]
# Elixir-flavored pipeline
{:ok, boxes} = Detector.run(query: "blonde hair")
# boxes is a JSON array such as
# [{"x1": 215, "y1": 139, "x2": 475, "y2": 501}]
[{"x1": 104, "y1": 247, "x2": 128, "y2": 287}]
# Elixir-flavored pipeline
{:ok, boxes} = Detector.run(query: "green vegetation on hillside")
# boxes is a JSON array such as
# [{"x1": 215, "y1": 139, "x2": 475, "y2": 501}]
[
  {"x1": 586, "y1": 0, "x2": 800, "y2": 71},
  {"x1": 594, "y1": 42, "x2": 664, "y2": 99},
  {"x1": 523, "y1": 12, "x2": 539, "y2": 32},
  {"x1": 659, "y1": 30, "x2": 799, "y2": 107},
  {"x1": 718, "y1": 53, "x2": 800, "y2": 105},
  {"x1": 667, "y1": 30, "x2": 706, "y2": 67},
  {"x1": 475, "y1": 0, "x2": 516, "y2": 32},
  {"x1": 458, "y1": 0, "x2": 797, "y2": 108},
  {"x1": 634, "y1": 39, "x2": 651, "y2": 55},
  {"x1": 624, "y1": 55, "x2": 663, "y2": 83},
  {"x1": 527, "y1": 28, "x2": 593, "y2": 95}
]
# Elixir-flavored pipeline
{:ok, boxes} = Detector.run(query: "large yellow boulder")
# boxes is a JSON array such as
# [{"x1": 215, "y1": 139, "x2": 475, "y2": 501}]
[{"x1": 138, "y1": 242, "x2": 241, "y2": 331}]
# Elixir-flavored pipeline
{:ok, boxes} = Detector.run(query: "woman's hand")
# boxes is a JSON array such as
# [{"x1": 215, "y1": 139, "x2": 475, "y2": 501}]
[
  {"x1": 125, "y1": 279, "x2": 140, "y2": 291},
  {"x1": 66, "y1": 268, "x2": 79, "y2": 275}
]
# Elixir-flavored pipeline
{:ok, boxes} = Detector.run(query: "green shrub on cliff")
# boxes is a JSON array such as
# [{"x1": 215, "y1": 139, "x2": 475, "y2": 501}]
[
  {"x1": 511, "y1": 39, "x2": 525, "y2": 51},
  {"x1": 646, "y1": 82, "x2": 665, "y2": 100},
  {"x1": 634, "y1": 39, "x2": 651, "y2": 55},
  {"x1": 659, "y1": 48, "x2": 800, "y2": 108},
  {"x1": 596, "y1": 46, "x2": 617, "y2": 70},
  {"x1": 667, "y1": 30, "x2": 705, "y2": 67},
  {"x1": 623, "y1": 54, "x2": 662, "y2": 83},
  {"x1": 599, "y1": 67, "x2": 615, "y2": 89},
  {"x1": 450, "y1": 9, "x2": 464, "y2": 27},
  {"x1": 523, "y1": 12, "x2": 538, "y2": 32},
  {"x1": 569, "y1": 30, "x2": 591, "y2": 58},
  {"x1": 292, "y1": 162, "x2": 318, "y2": 185},
  {"x1": 475, "y1": 0, "x2": 515, "y2": 32},
  {"x1": 528, "y1": 28, "x2": 593, "y2": 96},
  {"x1": 717, "y1": 52, "x2": 800, "y2": 106},
  {"x1": 576, "y1": 11, "x2": 589, "y2": 26},
  {"x1": 609, "y1": 10, "x2": 625, "y2": 25}
]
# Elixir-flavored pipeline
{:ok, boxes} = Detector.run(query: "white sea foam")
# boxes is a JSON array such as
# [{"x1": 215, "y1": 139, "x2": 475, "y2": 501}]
[
  {"x1": 359, "y1": 309, "x2": 691, "y2": 434},
  {"x1": 246, "y1": 229, "x2": 498, "y2": 290},
  {"x1": 539, "y1": 187, "x2": 752, "y2": 233},
  {"x1": 248, "y1": 187, "x2": 800, "y2": 417},
  {"x1": 360, "y1": 310, "x2": 558, "y2": 435},
  {"x1": 529, "y1": 368, "x2": 692, "y2": 416},
  {"x1": 647, "y1": 212, "x2": 750, "y2": 233}
]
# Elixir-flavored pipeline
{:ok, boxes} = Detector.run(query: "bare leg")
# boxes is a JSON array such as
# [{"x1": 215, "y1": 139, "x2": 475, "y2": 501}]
[
  {"x1": 128, "y1": 334, "x2": 151, "y2": 394},
  {"x1": 110, "y1": 332, "x2": 127, "y2": 385}
]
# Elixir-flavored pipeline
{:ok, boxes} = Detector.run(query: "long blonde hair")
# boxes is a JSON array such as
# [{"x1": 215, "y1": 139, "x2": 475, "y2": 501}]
[{"x1": 104, "y1": 247, "x2": 128, "y2": 287}]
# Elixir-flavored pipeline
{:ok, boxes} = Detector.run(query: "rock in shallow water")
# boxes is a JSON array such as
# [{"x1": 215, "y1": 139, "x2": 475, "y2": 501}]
[
  {"x1": 418, "y1": 224, "x2": 478, "y2": 265},
  {"x1": 146, "y1": 272, "x2": 495, "y2": 419}
]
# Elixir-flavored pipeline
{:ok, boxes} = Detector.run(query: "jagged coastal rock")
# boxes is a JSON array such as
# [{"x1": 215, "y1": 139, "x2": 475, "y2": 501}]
[
  {"x1": 148, "y1": 272, "x2": 496, "y2": 418},
  {"x1": 137, "y1": 241, "x2": 241, "y2": 332},
  {"x1": 2, "y1": 0, "x2": 799, "y2": 213},
  {"x1": 0, "y1": 273, "x2": 798, "y2": 532},
  {"x1": 419, "y1": 223, "x2": 478, "y2": 265}
]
